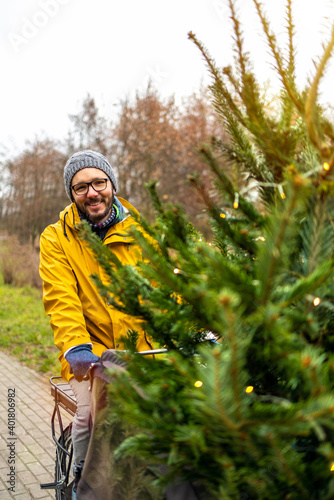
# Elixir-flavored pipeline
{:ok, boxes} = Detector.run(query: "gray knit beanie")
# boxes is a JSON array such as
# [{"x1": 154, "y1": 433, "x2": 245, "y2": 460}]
[{"x1": 64, "y1": 149, "x2": 118, "y2": 200}]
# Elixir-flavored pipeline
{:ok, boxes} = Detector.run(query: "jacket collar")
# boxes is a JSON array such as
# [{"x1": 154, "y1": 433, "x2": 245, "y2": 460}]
[{"x1": 60, "y1": 196, "x2": 139, "y2": 233}]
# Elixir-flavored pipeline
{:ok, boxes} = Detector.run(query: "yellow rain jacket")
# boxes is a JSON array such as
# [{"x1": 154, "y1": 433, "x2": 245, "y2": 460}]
[{"x1": 39, "y1": 197, "x2": 153, "y2": 381}]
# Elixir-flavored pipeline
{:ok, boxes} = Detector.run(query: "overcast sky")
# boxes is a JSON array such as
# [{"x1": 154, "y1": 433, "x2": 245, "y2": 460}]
[{"x1": 1, "y1": 0, "x2": 334, "y2": 155}]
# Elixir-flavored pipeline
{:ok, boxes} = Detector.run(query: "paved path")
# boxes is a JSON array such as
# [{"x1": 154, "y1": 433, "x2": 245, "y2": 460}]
[{"x1": 0, "y1": 350, "x2": 71, "y2": 499}]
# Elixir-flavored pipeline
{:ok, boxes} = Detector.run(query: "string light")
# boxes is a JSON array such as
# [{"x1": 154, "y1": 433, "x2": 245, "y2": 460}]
[
  {"x1": 245, "y1": 386, "x2": 254, "y2": 394},
  {"x1": 278, "y1": 185, "x2": 286, "y2": 199},
  {"x1": 173, "y1": 268, "x2": 180, "y2": 274},
  {"x1": 194, "y1": 381, "x2": 203, "y2": 388},
  {"x1": 313, "y1": 297, "x2": 321, "y2": 306},
  {"x1": 323, "y1": 162, "x2": 330, "y2": 171},
  {"x1": 220, "y1": 213, "x2": 226, "y2": 218}
]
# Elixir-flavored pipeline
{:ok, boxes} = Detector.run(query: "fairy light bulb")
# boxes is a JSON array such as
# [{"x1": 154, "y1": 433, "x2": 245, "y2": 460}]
[
  {"x1": 194, "y1": 380, "x2": 203, "y2": 388},
  {"x1": 233, "y1": 192, "x2": 239, "y2": 209},
  {"x1": 220, "y1": 213, "x2": 226, "y2": 218},
  {"x1": 331, "y1": 462, "x2": 334, "y2": 471},
  {"x1": 323, "y1": 162, "x2": 330, "y2": 171},
  {"x1": 278, "y1": 185, "x2": 286, "y2": 199},
  {"x1": 245, "y1": 386, "x2": 254, "y2": 394},
  {"x1": 173, "y1": 268, "x2": 180, "y2": 274},
  {"x1": 313, "y1": 297, "x2": 321, "y2": 306}
]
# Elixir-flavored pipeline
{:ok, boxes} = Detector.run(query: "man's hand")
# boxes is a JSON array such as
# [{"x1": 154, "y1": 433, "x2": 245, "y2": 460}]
[{"x1": 65, "y1": 345, "x2": 99, "y2": 382}]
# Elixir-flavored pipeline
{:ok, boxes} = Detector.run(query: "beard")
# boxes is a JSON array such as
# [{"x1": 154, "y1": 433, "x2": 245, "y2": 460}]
[
  {"x1": 76, "y1": 194, "x2": 114, "y2": 224},
  {"x1": 82, "y1": 205, "x2": 111, "y2": 223}
]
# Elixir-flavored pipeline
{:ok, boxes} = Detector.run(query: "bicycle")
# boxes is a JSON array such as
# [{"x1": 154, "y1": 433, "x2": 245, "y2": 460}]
[
  {"x1": 40, "y1": 348, "x2": 168, "y2": 499},
  {"x1": 40, "y1": 374, "x2": 76, "y2": 499},
  {"x1": 40, "y1": 347, "x2": 211, "y2": 499}
]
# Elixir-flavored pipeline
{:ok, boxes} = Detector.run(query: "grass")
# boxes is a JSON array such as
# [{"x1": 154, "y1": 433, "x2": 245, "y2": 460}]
[{"x1": 0, "y1": 278, "x2": 60, "y2": 376}]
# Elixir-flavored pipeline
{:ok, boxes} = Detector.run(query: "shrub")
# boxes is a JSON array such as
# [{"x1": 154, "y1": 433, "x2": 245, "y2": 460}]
[{"x1": 0, "y1": 235, "x2": 42, "y2": 288}]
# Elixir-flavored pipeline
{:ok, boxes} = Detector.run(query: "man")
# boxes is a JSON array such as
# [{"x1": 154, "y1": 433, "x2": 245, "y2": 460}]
[{"x1": 39, "y1": 150, "x2": 152, "y2": 493}]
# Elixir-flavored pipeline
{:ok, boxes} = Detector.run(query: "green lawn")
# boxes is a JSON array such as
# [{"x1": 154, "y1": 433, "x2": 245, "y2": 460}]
[{"x1": 0, "y1": 281, "x2": 60, "y2": 376}]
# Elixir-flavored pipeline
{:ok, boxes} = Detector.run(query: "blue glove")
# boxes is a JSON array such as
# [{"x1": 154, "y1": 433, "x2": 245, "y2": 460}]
[{"x1": 65, "y1": 345, "x2": 99, "y2": 382}]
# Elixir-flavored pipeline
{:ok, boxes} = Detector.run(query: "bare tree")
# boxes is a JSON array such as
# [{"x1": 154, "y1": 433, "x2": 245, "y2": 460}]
[
  {"x1": 109, "y1": 85, "x2": 227, "y2": 233},
  {"x1": 68, "y1": 94, "x2": 109, "y2": 154},
  {"x1": 3, "y1": 138, "x2": 68, "y2": 245},
  {"x1": 0, "y1": 88, "x2": 229, "y2": 243}
]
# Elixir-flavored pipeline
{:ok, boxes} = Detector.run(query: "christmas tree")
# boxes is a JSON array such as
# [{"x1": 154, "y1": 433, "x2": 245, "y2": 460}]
[{"x1": 82, "y1": 1, "x2": 334, "y2": 498}]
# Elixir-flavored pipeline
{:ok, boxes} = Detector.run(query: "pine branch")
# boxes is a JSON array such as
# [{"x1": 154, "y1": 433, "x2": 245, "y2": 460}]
[
  {"x1": 278, "y1": 1, "x2": 297, "y2": 129},
  {"x1": 252, "y1": 0, "x2": 303, "y2": 114},
  {"x1": 221, "y1": 65, "x2": 243, "y2": 101},
  {"x1": 222, "y1": 306, "x2": 243, "y2": 422},
  {"x1": 225, "y1": 3, "x2": 300, "y2": 178},
  {"x1": 197, "y1": 144, "x2": 263, "y2": 226},
  {"x1": 302, "y1": 196, "x2": 332, "y2": 275},
  {"x1": 265, "y1": 433, "x2": 309, "y2": 497},
  {"x1": 259, "y1": 176, "x2": 301, "y2": 303},
  {"x1": 188, "y1": 31, "x2": 248, "y2": 130},
  {"x1": 189, "y1": 175, "x2": 258, "y2": 256},
  {"x1": 279, "y1": 258, "x2": 334, "y2": 308},
  {"x1": 227, "y1": 0, "x2": 250, "y2": 81},
  {"x1": 285, "y1": 0, "x2": 296, "y2": 81},
  {"x1": 305, "y1": 22, "x2": 334, "y2": 161}
]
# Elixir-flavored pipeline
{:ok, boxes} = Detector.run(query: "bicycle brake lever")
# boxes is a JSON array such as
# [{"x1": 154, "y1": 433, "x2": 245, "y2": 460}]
[{"x1": 83, "y1": 362, "x2": 97, "y2": 382}]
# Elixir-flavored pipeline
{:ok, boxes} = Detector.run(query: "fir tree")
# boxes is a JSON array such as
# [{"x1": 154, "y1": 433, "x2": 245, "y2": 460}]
[{"x1": 82, "y1": 1, "x2": 334, "y2": 498}]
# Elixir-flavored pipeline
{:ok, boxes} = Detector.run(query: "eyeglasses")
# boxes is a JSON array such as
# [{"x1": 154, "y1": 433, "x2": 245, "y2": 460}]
[{"x1": 71, "y1": 178, "x2": 109, "y2": 196}]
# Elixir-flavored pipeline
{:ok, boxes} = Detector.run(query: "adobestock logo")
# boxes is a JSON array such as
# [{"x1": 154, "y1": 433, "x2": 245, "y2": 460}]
[{"x1": 8, "y1": 0, "x2": 72, "y2": 53}]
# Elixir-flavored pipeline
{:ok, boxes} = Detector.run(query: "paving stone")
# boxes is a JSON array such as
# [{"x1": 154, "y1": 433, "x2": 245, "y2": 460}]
[
  {"x1": 16, "y1": 418, "x2": 36, "y2": 431},
  {"x1": 26, "y1": 461, "x2": 49, "y2": 477},
  {"x1": 17, "y1": 468, "x2": 36, "y2": 485},
  {"x1": 35, "y1": 453, "x2": 55, "y2": 467},
  {"x1": 4, "y1": 479, "x2": 27, "y2": 498},
  {"x1": 27, "y1": 480, "x2": 54, "y2": 499},
  {"x1": 14, "y1": 459, "x2": 27, "y2": 473},
  {"x1": 16, "y1": 451, "x2": 36, "y2": 465},
  {"x1": 0, "y1": 467, "x2": 8, "y2": 483},
  {"x1": 14, "y1": 426, "x2": 29, "y2": 438},
  {"x1": 9, "y1": 495, "x2": 32, "y2": 500},
  {"x1": 0, "y1": 437, "x2": 9, "y2": 451},
  {"x1": 24, "y1": 442, "x2": 46, "y2": 457},
  {"x1": 0, "y1": 479, "x2": 7, "y2": 491},
  {"x1": 0, "y1": 351, "x2": 64, "y2": 499},
  {"x1": 17, "y1": 434, "x2": 35, "y2": 446}
]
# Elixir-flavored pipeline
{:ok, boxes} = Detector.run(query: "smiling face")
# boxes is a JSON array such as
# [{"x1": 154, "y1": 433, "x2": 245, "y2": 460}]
[{"x1": 71, "y1": 167, "x2": 115, "y2": 224}]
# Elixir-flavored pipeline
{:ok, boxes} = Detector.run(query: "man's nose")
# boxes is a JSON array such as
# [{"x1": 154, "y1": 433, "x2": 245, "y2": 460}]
[{"x1": 86, "y1": 184, "x2": 99, "y2": 197}]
